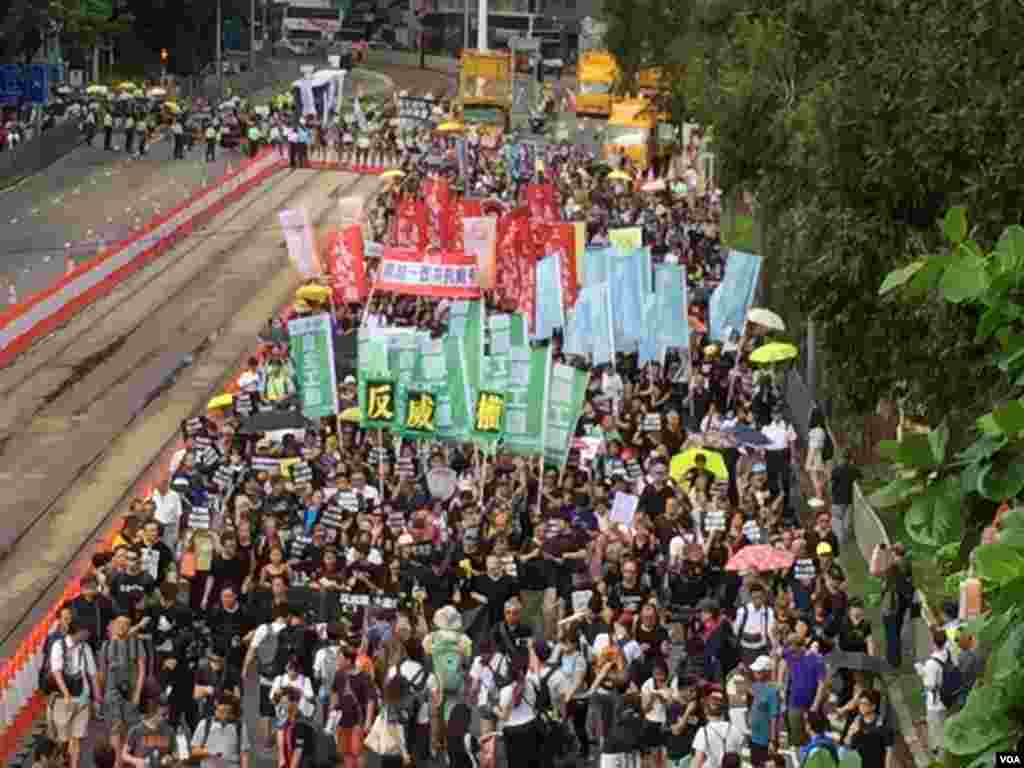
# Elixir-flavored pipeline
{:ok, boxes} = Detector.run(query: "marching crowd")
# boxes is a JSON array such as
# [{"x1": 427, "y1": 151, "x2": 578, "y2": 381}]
[{"x1": 30, "y1": 96, "x2": 939, "y2": 768}]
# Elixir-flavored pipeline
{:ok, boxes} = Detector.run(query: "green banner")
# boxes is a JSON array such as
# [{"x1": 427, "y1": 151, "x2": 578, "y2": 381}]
[
  {"x1": 357, "y1": 330, "x2": 391, "y2": 428},
  {"x1": 287, "y1": 313, "x2": 339, "y2": 421},
  {"x1": 389, "y1": 331, "x2": 422, "y2": 432},
  {"x1": 448, "y1": 299, "x2": 485, "y2": 403},
  {"x1": 443, "y1": 334, "x2": 472, "y2": 441},
  {"x1": 543, "y1": 363, "x2": 590, "y2": 468},
  {"x1": 401, "y1": 390, "x2": 438, "y2": 437},
  {"x1": 504, "y1": 344, "x2": 551, "y2": 456},
  {"x1": 471, "y1": 390, "x2": 506, "y2": 443},
  {"x1": 416, "y1": 336, "x2": 454, "y2": 440}
]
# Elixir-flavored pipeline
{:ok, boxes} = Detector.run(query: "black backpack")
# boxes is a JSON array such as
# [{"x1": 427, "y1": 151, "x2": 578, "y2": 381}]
[
  {"x1": 935, "y1": 654, "x2": 965, "y2": 709},
  {"x1": 39, "y1": 633, "x2": 64, "y2": 695},
  {"x1": 396, "y1": 664, "x2": 430, "y2": 724},
  {"x1": 533, "y1": 666, "x2": 558, "y2": 715},
  {"x1": 257, "y1": 625, "x2": 300, "y2": 679}
]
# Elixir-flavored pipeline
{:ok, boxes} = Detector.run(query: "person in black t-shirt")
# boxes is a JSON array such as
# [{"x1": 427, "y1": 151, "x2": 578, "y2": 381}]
[
  {"x1": 842, "y1": 689, "x2": 894, "y2": 766},
  {"x1": 135, "y1": 520, "x2": 175, "y2": 585},
  {"x1": 108, "y1": 549, "x2": 156, "y2": 622},
  {"x1": 608, "y1": 558, "x2": 653, "y2": 613},
  {"x1": 144, "y1": 583, "x2": 193, "y2": 659},
  {"x1": 69, "y1": 573, "x2": 115, "y2": 652},
  {"x1": 202, "y1": 532, "x2": 251, "y2": 612},
  {"x1": 638, "y1": 461, "x2": 675, "y2": 520},
  {"x1": 193, "y1": 646, "x2": 242, "y2": 720},
  {"x1": 469, "y1": 555, "x2": 520, "y2": 631},
  {"x1": 490, "y1": 597, "x2": 534, "y2": 664},
  {"x1": 208, "y1": 586, "x2": 248, "y2": 670}
]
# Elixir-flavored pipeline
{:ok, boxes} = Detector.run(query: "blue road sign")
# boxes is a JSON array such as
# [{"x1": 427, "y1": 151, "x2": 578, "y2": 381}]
[{"x1": 0, "y1": 63, "x2": 49, "y2": 105}]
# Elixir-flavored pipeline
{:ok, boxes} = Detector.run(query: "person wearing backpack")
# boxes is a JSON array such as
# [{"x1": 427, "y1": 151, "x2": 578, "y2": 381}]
[
  {"x1": 190, "y1": 693, "x2": 250, "y2": 768},
  {"x1": 691, "y1": 690, "x2": 745, "y2": 768},
  {"x1": 916, "y1": 628, "x2": 960, "y2": 760},
  {"x1": 242, "y1": 603, "x2": 291, "y2": 752},
  {"x1": 272, "y1": 657, "x2": 317, "y2": 725},
  {"x1": 47, "y1": 618, "x2": 97, "y2": 768},
  {"x1": 798, "y1": 711, "x2": 840, "y2": 767},
  {"x1": 388, "y1": 655, "x2": 434, "y2": 764},
  {"x1": 330, "y1": 649, "x2": 375, "y2": 768},
  {"x1": 39, "y1": 605, "x2": 73, "y2": 699},
  {"x1": 98, "y1": 613, "x2": 147, "y2": 762}
]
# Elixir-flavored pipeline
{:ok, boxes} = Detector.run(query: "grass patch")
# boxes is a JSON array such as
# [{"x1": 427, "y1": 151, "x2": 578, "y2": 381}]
[{"x1": 723, "y1": 212, "x2": 756, "y2": 253}]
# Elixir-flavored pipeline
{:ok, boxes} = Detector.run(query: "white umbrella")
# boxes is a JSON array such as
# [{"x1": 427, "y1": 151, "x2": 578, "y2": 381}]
[
  {"x1": 147, "y1": 87, "x2": 167, "y2": 98},
  {"x1": 57, "y1": 85, "x2": 73, "y2": 95},
  {"x1": 747, "y1": 307, "x2": 786, "y2": 331},
  {"x1": 642, "y1": 178, "x2": 666, "y2": 193}
]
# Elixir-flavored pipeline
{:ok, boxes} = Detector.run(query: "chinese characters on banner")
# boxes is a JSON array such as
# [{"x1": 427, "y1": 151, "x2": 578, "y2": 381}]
[
  {"x1": 403, "y1": 391, "x2": 437, "y2": 435},
  {"x1": 525, "y1": 182, "x2": 559, "y2": 222},
  {"x1": 494, "y1": 207, "x2": 536, "y2": 327},
  {"x1": 542, "y1": 222, "x2": 579, "y2": 309},
  {"x1": 463, "y1": 216, "x2": 498, "y2": 291},
  {"x1": 279, "y1": 208, "x2": 323, "y2": 278},
  {"x1": 391, "y1": 197, "x2": 429, "y2": 250},
  {"x1": 321, "y1": 224, "x2": 368, "y2": 303},
  {"x1": 364, "y1": 380, "x2": 396, "y2": 427},
  {"x1": 543, "y1": 363, "x2": 590, "y2": 468},
  {"x1": 448, "y1": 197, "x2": 483, "y2": 253},
  {"x1": 472, "y1": 390, "x2": 506, "y2": 442},
  {"x1": 376, "y1": 247, "x2": 482, "y2": 299},
  {"x1": 504, "y1": 344, "x2": 551, "y2": 456},
  {"x1": 286, "y1": 313, "x2": 339, "y2": 420},
  {"x1": 421, "y1": 175, "x2": 452, "y2": 249}
]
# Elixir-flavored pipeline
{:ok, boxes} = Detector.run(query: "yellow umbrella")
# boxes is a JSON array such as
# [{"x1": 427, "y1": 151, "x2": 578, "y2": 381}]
[
  {"x1": 340, "y1": 406, "x2": 362, "y2": 423},
  {"x1": 295, "y1": 284, "x2": 332, "y2": 304},
  {"x1": 607, "y1": 170, "x2": 633, "y2": 182},
  {"x1": 381, "y1": 169, "x2": 405, "y2": 179},
  {"x1": 749, "y1": 341, "x2": 799, "y2": 364},
  {"x1": 207, "y1": 393, "x2": 234, "y2": 410},
  {"x1": 435, "y1": 120, "x2": 464, "y2": 133},
  {"x1": 670, "y1": 447, "x2": 729, "y2": 482}
]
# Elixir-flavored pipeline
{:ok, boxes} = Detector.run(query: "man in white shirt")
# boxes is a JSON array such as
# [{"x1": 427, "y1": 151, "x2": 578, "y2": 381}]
[
  {"x1": 761, "y1": 410, "x2": 797, "y2": 506},
  {"x1": 916, "y1": 628, "x2": 952, "y2": 760},
  {"x1": 190, "y1": 695, "x2": 251, "y2": 768},
  {"x1": 242, "y1": 605, "x2": 290, "y2": 750},
  {"x1": 735, "y1": 582, "x2": 776, "y2": 666},
  {"x1": 386, "y1": 657, "x2": 437, "y2": 762},
  {"x1": 691, "y1": 690, "x2": 745, "y2": 768},
  {"x1": 351, "y1": 470, "x2": 380, "y2": 508},
  {"x1": 48, "y1": 619, "x2": 98, "y2": 768}
]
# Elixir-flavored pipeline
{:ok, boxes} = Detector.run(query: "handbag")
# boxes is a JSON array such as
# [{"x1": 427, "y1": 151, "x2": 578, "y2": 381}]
[{"x1": 364, "y1": 711, "x2": 403, "y2": 755}]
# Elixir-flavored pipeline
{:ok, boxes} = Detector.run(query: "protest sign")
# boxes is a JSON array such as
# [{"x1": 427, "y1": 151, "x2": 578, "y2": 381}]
[
  {"x1": 610, "y1": 492, "x2": 639, "y2": 527},
  {"x1": 288, "y1": 313, "x2": 339, "y2": 420}
]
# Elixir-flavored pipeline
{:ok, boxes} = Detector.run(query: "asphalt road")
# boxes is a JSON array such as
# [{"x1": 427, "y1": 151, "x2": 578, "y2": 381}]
[{"x1": 0, "y1": 57, "x2": 378, "y2": 307}]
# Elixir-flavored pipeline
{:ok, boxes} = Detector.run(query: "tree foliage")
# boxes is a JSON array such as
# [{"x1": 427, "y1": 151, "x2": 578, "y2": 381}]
[
  {"x1": 601, "y1": 0, "x2": 689, "y2": 97},
  {"x1": 48, "y1": 0, "x2": 132, "y2": 53},
  {"x1": 670, "y1": 0, "x2": 1024, "y2": 429},
  {"x1": 877, "y1": 208, "x2": 1024, "y2": 765}
]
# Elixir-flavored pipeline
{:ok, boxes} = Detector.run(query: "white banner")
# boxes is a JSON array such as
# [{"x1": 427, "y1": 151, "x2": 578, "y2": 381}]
[
  {"x1": 462, "y1": 216, "x2": 497, "y2": 291},
  {"x1": 283, "y1": 17, "x2": 342, "y2": 32},
  {"x1": 279, "y1": 207, "x2": 322, "y2": 278}
]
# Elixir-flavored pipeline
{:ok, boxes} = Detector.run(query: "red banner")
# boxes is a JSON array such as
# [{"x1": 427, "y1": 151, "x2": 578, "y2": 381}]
[
  {"x1": 391, "y1": 197, "x2": 429, "y2": 251},
  {"x1": 495, "y1": 207, "x2": 536, "y2": 328},
  {"x1": 322, "y1": 224, "x2": 368, "y2": 303},
  {"x1": 376, "y1": 247, "x2": 481, "y2": 298},
  {"x1": 421, "y1": 176, "x2": 452, "y2": 249},
  {"x1": 526, "y1": 183, "x2": 559, "y2": 222},
  {"x1": 543, "y1": 222, "x2": 579, "y2": 309},
  {"x1": 448, "y1": 197, "x2": 483, "y2": 253}
]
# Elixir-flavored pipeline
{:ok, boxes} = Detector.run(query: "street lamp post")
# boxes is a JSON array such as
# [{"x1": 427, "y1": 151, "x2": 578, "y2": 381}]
[
  {"x1": 477, "y1": 0, "x2": 487, "y2": 50},
  {"x1": 217, "y1": 0, "x2": 224, "y2": 99},
  {"x1": 250, "y1": 0, "x2": 256, "y2": 73}
]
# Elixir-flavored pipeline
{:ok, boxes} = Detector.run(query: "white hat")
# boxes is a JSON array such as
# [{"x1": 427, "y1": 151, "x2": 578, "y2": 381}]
[
  {"x1": 808, "y1": 497, "x2": 826, "y2": 509},
  {"x1": 343, "y1": 374, "x2": 356, "y2": 385},
  {"x1": 750, "y1": 655, "x2": 773, "y2": 673}
]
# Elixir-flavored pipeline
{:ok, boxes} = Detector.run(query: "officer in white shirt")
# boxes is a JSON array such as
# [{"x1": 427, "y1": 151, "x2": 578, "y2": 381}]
[{"x1": 761, "y1": 410, "x2": 797, "y2": 506}]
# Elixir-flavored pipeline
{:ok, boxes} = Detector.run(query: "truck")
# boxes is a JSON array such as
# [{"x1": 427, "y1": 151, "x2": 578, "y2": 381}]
[
  {"x1": 603, "y1": 97, "x2": 659, "y2": 171},
  {"x1": 458, "y1": 49, "x2": 512, "y2": 144},
  {"x1": 576, "y1": 50, "x2": 616, "y2": 117}
]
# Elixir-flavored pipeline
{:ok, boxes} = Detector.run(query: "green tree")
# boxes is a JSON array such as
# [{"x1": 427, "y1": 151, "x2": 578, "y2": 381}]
[
  {"x1": 602, "y1": 0, "x2": 690, "y2": 97},
  {"x1": 676, "y1": 0, "x2": 1024, "y2": 429},
  {"x1": 49, "y1": 0, "x2": 132, "y2": 60},
  {"x1": 877, "y1": 208, "x2": 1024, "y2": 766}
]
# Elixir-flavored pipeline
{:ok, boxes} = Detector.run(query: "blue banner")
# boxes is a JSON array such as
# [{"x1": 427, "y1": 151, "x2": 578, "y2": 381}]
[
  {"x1": 610, "y1": 247, "x2": 647, "y2": 349},
  {"x1": 709, "y1": 249, "x2": 762, "y2": 342},
  {"x1": 654, "y1": 264, "x2": 688, "y2": 348},
  {"x1": 589, "y1": 282, "x2": 616, "y2": 367},
  {"x1": 582, "y1": 246, "x2": 613, "y2": 289},
  {"x1": 532, "y1": 255, "x2": 564, "y2": 341}
]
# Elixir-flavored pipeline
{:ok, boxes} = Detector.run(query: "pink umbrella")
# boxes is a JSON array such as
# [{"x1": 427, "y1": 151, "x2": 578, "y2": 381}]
[{"x1": 726, "y1": 544, "x2": 795, "y2": 573}]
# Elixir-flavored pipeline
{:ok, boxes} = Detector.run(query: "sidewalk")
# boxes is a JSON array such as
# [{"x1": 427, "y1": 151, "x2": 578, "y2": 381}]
[{"x1": 0, "y1": 57, "x2": 322, "y2": 307}]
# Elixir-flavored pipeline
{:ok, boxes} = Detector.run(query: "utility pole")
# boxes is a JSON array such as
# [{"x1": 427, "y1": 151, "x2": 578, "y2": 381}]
[
  {"x1": 477, "y1": 0, "x2": 487, "y2": 50},
  {"x1": 217, "y1": 0, "x2": 224, "y2": 99},
  {"x1": 250, "y1": 0, "x2": 256, "y2": 72},
  {"x1": 463, "y1": 0, "x2": 469, "y2": 53}
]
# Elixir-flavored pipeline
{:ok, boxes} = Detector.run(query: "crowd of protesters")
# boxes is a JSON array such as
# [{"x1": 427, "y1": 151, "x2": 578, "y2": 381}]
[{"x1": 31, "y1": 93, "x2": 927, "y2": 768}]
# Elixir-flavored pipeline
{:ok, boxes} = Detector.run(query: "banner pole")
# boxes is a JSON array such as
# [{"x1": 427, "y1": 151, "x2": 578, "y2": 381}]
[{"x1": 360, "y1": 282, "x2": 377, "y2": 328}]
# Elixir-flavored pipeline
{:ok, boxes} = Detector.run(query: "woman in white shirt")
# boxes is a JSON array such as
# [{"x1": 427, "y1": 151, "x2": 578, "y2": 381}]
[
  {"x1": 468, "y1": 642, "x2": 510, "y2": 740},
  {"x1": 496, "y1": 647, "x2": 542, "y2": 768},
  {"x1": 805, "y1": 408, "x2": 829, "y2": 502},
  {"x1": 270, "y1": 657, "x2": 316, "y2": 723},
  {"x1": 640, "y1": 659, "x2": 672, "y2": 768}
]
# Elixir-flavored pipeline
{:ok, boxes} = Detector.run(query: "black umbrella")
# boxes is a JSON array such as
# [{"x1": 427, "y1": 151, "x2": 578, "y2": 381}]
[
  {"x1": 823, "y1": 651, "x2": 894, "y2": 676},
  {"x1": 238, "y1": 409, "x2": 315, "y2": 435}
]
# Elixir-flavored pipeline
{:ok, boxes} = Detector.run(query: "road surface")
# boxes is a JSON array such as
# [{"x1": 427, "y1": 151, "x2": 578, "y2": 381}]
[{"x1": 0, "y1": 59, "x2": 387, "y2": 306}]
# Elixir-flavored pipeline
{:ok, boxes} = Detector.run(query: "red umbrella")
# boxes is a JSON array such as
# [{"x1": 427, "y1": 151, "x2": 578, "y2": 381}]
[{"x1": 726, "y1": 544, "x2": 795, "y2": 573}]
